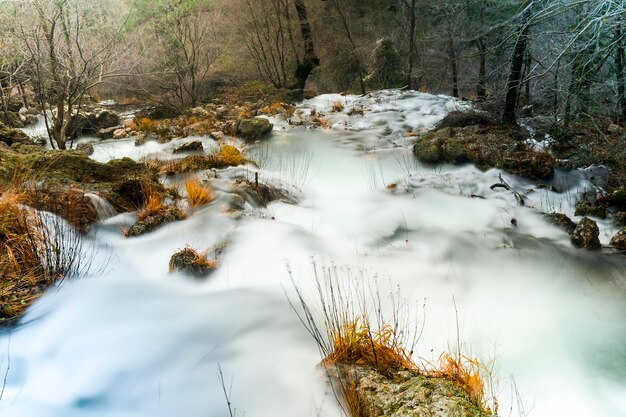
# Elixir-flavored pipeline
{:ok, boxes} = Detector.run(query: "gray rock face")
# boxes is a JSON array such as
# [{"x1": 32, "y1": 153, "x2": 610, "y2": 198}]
[
  {"x1": 610, "y1": 228, "x2": 626, "y2": 250},
  {"x1": 236, "y1": 117, "x2": 273, "y2": 141},
  {"x1": 571, "y1": 217, "x2": 601, "y2": 250}
]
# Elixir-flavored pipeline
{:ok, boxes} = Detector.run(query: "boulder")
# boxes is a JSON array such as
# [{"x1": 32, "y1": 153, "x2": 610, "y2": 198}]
[
  {"x1": 574, "y1": 200, "x2": 607, "y2": 219},
  {"x1": 0, "y1": 122, "x2": 32, "y2": 146},
  {"x1": 610, "y1": 228, "x2": 626, "y2": 250},
  {"x1": 173, "y1": 140, "x2": 204, "y2": 154},
  {"x1": 414, "y1": 125, "x2": 555, "y2": 179},
  {"x1": 571, "y1": 217, "x2": 601, "y2": 250},
  {"x1": 236, "y1": 117, "x2": 273, "y2": 141},
  {"x1": 94, "y1": 110, "x2": 120, "y2": 130},
  {"x1": 543, "y1": 212, "x2": 576, "y2": 235},
  {"x1": 615, "y1": 212, "x2": 626, "y2": 227},
  {"x1": 169, "y1": 247, "x2": 216, "y2": 278},
  {"x1": 0, "y1": 111, "x2": 24, "y2": 128},
  {"x1": 76, "y1": 143, "x2": 94, "y2": 156},
  {"x1": 113, "y1": 128, "x2": 127, "y2": 140},
  {"x1": 97, "y1": 126, "x2": 122, "y2": 139},
  {"x1": 326, "y1": 365, "x2": 493, "y2": 417},
  {"x1": 608, "y1": 187, "x2": 626, "y2": 210}
]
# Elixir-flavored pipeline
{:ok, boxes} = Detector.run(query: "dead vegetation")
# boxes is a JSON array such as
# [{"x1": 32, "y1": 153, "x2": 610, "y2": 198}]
[
  {"x1": 184, "y1": 178, "x2": 213, "y2": 207},
  {"x1": 286, "y1": 263, "x2": 497, "y2": 417}
]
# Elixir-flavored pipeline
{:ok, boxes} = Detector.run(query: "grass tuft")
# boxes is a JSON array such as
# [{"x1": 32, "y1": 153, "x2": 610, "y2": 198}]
[
  {"x1": 184, "y1": 178, "x2": 214, "y2": 207},
  {"x1": 332, "y1": 101, "x2": 345, "y2": 112}
]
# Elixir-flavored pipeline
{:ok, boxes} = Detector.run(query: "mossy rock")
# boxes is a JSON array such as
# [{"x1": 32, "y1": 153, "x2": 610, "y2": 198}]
[
  {"x1": 236, "y1": 117, "x2": 273, "y2": 141},
  {"x1": 169, "y1": 247, "x2": 216, "y2": 278},
  {"x1": 0, "y1": 145, "x2": 161, "y2": 224},
  {"x1": 610, "y1": 228, "x2": 626, "y2": 250},
  {"x1": 615, "y1": 212, "x2": 626, "y2": 227},
  {"x1": 608, "y1": 187, "x2": 626, "y2": 210},
  {"x1": 326, "y1": 365, "x2": 493, "y2": 417},
  {"x1": 0, "y1": 122, "x2": 32, "y2": 146},
  {"x1": 575, "y1": 200, "x2": 607, "y2": 219},
  {"x1": 543, "y1": 212, "x2": 577, "y2": 235},
  {"x1": 126, "y1": 207, "x2": 185, "y2": 237},
  {"x1": 414, "y1": 125, "x2": 555, "y2": 179},
  {"x1": 571, "y1": 217, "x2": 601, "y2": 250}
]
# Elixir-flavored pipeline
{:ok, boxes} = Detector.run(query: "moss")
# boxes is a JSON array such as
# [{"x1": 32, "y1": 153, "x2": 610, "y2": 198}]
[
  {"x1": 414, "y1": 125, "x2": 555, "y2": 179},
  {"x1": 571, "y1": 217, "x2": 601, "y2": 250},
  {"x1": 610, "y1": 227, "x2": 626, "y2": 250},
  {"x1": 575, "y1": 201, "x2": 607, "y2": 219},
  {"x1": 0, "y1": 122, "x2": 32, "y2": 146}
]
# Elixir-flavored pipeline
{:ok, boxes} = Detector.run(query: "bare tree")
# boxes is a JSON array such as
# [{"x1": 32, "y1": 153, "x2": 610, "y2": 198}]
[{"x1": 18, "y1": 0, "x2": 133, "y2": 149}]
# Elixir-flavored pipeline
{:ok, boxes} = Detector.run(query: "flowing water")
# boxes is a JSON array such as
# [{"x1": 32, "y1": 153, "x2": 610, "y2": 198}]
[{"x1": 3, "y1": 90, "x2": 626, "y2": 417}]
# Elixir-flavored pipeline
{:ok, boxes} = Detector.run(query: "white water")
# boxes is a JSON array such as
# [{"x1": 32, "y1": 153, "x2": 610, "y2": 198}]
[{"x1": 2, "y1": 90, "x2": 625, "y2": 417}]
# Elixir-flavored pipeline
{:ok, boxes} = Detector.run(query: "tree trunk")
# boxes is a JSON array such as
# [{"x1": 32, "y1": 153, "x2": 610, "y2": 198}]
[
  {"x1": 475, "y1": 1, "x2": 486, "y2": 101},
  {"x1": 616, "y1": 26, "x2": 626, "y2": 123},
  {"x1": 448, "y1": 36, "x2": 459, "y2": 98},
  {"x1": 503, "y1": 4, "x2": 532, "y2": 125},
  {"x1": 292, "y1": 0, "x2": 319, "y2": 91},
  {"x1": 406, "y1": 0, "x2": 417, "y2": 90}
]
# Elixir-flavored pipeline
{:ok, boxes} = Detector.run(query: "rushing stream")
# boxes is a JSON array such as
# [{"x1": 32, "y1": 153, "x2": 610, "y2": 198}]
[{"x1": 2, "y1": 90, "x2": 625, "y2": 417}]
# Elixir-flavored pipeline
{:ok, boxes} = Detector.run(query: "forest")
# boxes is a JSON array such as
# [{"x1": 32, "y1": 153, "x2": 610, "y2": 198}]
[{"x1": 0, "y1": 1, "x2": 625, "y2": 417}]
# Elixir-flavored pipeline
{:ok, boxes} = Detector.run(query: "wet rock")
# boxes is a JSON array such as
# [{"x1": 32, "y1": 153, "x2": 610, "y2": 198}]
[
  {"x1": 608, "y1": 187, "x2": 626, "y2": 210},
  {"x1": 94, "y1": 110, "x2": 120, "y2": 130},
  {"x1": 574, "y1": 200, "x2": 607, "y2": 219},
  {"x1": 135, "y1": 132, "x2": 170, "y2": 146},
  {"x1": 543, "y1": 212, "x2": 576, "y2": 235},
  {"x1": 169, "y1": 247, "x2": 216, "y2": 278},
  {"x1": 610, "y1": 228, "x2": 626, "y2": 250},
  {"x1": 0, "y1": 122, "x2": 32, "y2": 146},
  {"x1": 126, "y1": 206, "x2": 184, "y2": 237},
  {"x1": 97, "y1": 126, "x2": 123, "y2": 139},
  {"x1": 571, "y1": 217, "x2": 601, "y2": 250},
  {"x1": 231, "y1": 180, "x2": 296, "y2": 208},
  {"x1": 236, "y1": 117, "x2": 273, "y2": 141},
  {"x1": 112, "y1": 128, "x2": 127, "y2": 139},
  {"x1": 326, "y1": 365, "x2": 492, "y2": 417},
  {"x1": 615, "y1": 212, "x2": 626, "y2": 227},
  {"x1": 76, "y1": 143, "x2": 94, "y2": 156},
  {"x1": 173, "y1": 140, "x2": 204, "y2": 154}
]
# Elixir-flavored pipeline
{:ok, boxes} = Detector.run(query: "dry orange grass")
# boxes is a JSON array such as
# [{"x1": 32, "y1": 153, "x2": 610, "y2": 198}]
[
  {"x1": 332, "y1": 101, "x2": 345, "y2": 112},
  {"x1": 215, "y1": 145, "x2": 246, "y2": 166},
  {"x1": 312, "y1": 117, "x2": 332, "y2": 129},
  {"x1": 427, "y1": 352, "x2": 497, "y2": 415},
  {"x1": 168, "y1": 246, "x2": 217, "y2": 273},
  {"x1": 184, "y1": 178, "x2": 213, "y2": 207},
  {"x1": 321, "y1": 316, "x2": 416, "y2": 374},
  {"x1": 137, "y1": 186, "x2": 165, "y2": 221}
]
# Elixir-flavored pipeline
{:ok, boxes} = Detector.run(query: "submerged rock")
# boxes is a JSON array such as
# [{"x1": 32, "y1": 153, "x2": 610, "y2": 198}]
[
  {"x1": 543, "y1": 212, "x2": 577, "y2": 235},
  {"x1": 571, "y1": 217, "x2": 601, "y2": 250},
  {"x1": 236, "y1": 117, "x2": 273, "y2": 141},
  {"x1": 169, "y1": 247, "x2": 216, "y2": 278},
  {"x1": 326, "y1": 365, "x2": 492, "y2": 417},
  {"x1": 126, "y1": 206, "x2": 185, "y2": 237},
  {"x1": 610, "y1": 228, "x2": 626, "y2": 251},
  {"x1": 173, "y1": 140, "x2": 204, "y2": 154}
]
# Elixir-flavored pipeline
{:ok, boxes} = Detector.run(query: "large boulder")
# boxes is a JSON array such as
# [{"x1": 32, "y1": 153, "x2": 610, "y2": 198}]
[
  {"x1": 574, "y1": 200, "x2": 607, "y2": 219},
  {"x1": 571, "y1": 217, "x2": 601, "y2": 250},
  {"x1": 610, "y1": 228, "x2": 626, "y2": 250},
  {"x1": 414, "y1": 125, "x2": 555, "y2": 179},
  {"x1": 0, "y1": 111, "x2": 25, "y2": 128},
  {"x1": 236, "y1": 117, "x2": 273, "y2": 141},
  {"x1": 0, "y1": 122, "x2": 32, "y2": 146}
]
